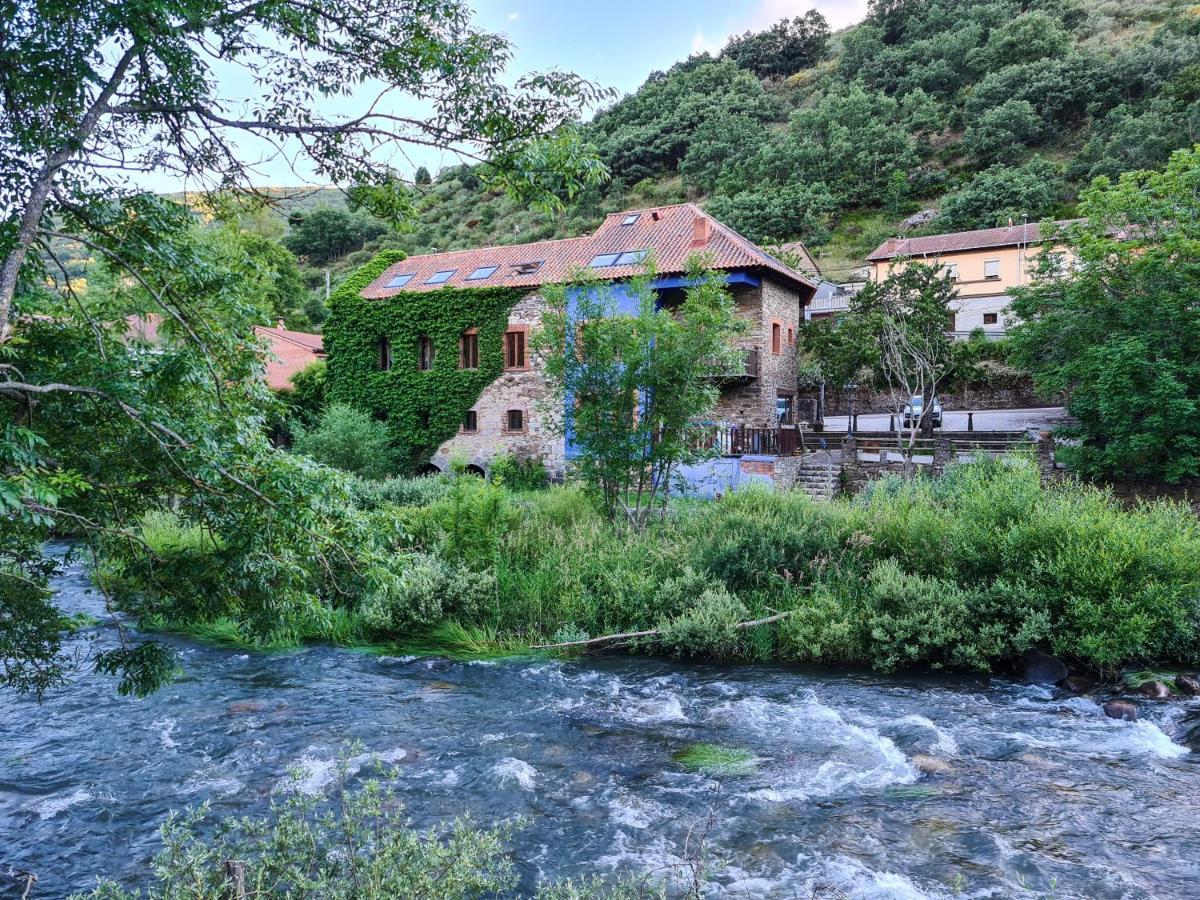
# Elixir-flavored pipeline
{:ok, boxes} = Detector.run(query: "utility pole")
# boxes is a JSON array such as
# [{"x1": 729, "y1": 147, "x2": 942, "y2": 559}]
[{"x1": 325, "y1": 268, "x2": 331, "y2": 303}]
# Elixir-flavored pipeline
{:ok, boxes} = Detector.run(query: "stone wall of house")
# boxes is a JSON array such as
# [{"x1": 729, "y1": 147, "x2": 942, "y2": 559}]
[
  {"x1": 711, "y1": 276, "x2": 804, "y2": 426},
  {"x1": 819, "y1": 380, "x2": 1061, "y2": 416},
  {"x1": 431, "y1": 292, "x2": 565, "y2": 478}
]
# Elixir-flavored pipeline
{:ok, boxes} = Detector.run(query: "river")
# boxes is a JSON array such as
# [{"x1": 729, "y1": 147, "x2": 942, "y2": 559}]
[{"x1": 3, "y1": 548, "x2": 1200, "y2": 899}]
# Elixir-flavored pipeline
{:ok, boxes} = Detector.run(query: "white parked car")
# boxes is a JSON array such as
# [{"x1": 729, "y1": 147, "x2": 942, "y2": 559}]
[{"x1": 903, "y1": 396, "x2": 942, "y2": 428}]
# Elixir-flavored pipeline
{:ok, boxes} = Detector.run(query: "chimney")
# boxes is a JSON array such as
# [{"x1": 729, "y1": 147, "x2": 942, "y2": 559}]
[
  {"x1": 651, "y1": 210, "x2": 660, "y2": 221},
  {"x1": 277, "y1": 319, "x2": 285, "y2": 329},
  {"x1": 691, "y1": 214, "x2": 712, "y2": 248}
]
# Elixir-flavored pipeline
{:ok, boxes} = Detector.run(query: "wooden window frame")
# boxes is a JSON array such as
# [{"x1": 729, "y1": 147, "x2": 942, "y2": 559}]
[
  {"x1": 502, "y1": 407, "x2": 528, "y2": 434},
  {"x1": 504, "y1": 324, "x2": 530, "y2": 371},
  {"x1": 786, "y1": 324, "x2": 795, "y2": 347},
  {"x1": 776, "y1": 389, "x2": 796, "y2": 426},
  {"x1": 459, "y1": 327, "x2": 479, "y2": 370},
  {"x1": 417, "y1": 335, "x2": 435, "y2": 371},
  {"x1": 377, "y1": 336, "x2": 392, "y2": 372},
  {"x1": 461, "y1": 409, "x2": 478, "y2": 433},
  {"x1": 983, "y1": 312, "x2": 999, "y2": 325},
  {"x1": 770, "y1": 319, "x2": 783, "y2": 355}
]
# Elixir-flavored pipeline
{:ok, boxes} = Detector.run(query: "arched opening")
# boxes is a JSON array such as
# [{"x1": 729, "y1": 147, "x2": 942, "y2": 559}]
[
  {"x1": 463, "y1": 464, "x2": 486, "y2": 477},
  {"x1": 416, "y1": 463, "x2": 442, "y2": 477}
]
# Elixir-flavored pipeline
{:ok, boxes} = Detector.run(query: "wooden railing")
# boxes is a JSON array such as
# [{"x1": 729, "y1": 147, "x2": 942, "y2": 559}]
[
  {"x1": 691, "y1": 427, "x2": 1032, "y2": 460},
  {"x1": 706, "y1": 347, "x2": 760, "y2": 380}
]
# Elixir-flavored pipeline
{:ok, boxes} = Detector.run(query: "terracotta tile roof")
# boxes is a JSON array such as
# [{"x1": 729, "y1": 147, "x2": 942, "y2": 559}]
[
  {"x1": 866, "y1": 220, "x2": 1081, "y2": 262},
  {"x1": 360, "y1": 203, "x2": 818, "y2": 300},
  {"x1": 254, "y1": 324, "x2": 325, "y2": 390}
]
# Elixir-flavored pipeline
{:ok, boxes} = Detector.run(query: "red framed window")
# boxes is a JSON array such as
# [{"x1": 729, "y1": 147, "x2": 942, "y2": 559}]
[
  {"x1": 504, "y1": 326, "x2": 529, "y2": 370},
  {"x1": 503, "y1": 409, "x2": 526, "y2": 433},
  {"x1": 771, "y1": 320, "x2": 782, "y2": 355},
  {"x1": 460, "y1": 328, "x2": 479, "y2": 370}
]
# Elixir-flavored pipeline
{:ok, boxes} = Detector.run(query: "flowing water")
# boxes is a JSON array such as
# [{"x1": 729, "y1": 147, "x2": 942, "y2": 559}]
[{"x1": 4, "y1": 549, "x2": 1200, "y2": 899}]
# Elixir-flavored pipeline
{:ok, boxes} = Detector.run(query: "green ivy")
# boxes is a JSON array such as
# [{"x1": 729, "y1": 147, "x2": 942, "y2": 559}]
[{"x1": 325, "y1": 251, "x2": 526, "y2": 475}]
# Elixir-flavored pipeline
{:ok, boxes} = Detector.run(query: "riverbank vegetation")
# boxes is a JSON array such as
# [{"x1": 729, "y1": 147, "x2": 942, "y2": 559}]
[
  {"x1": 75, "y1": 755, "x2": 660, "y2": 900},
  {"x1": 100, "y1": 455, "x2": 1200, "y2": 678}
]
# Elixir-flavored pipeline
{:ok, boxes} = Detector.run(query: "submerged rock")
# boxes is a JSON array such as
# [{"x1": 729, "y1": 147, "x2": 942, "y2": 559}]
[
  {"x1": 1103, "y1": 700, "x2": 1138, "y2": 721},
  {"x1": 1022, "y1": 650, "x2": 1068, "y2": 685},
  {"x1": 1061, "y1": 674, "x2": 1097, "y2": 694},
  {"x1": 1138, "y1": 680, "x2": 1173, "y2": 700},
  {"x1": 910, "y1": 754, "x2": 951, "y2": 776},
  {"x1": 1175, "y1": 674, "x2": 1200, "y2": 696}
]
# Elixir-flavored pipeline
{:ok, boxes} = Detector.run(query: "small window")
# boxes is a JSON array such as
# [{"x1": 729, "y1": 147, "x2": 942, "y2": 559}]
[
  {"x1": 459, "y1": 328, "x2": 478, "y2": 370},
  {"x1": 984, "y1": 259, "x2": 1001, "y2": 280},
  {"x1": 512, "y1": 260, "x2": 543, "y2": 276},
  {"x1": 589, "y1": 253, "x2": 621, "y2": 268},
  {"x1": 425, "y1": 269, "x2": 456, "y2": 284},
  {"x1": 983, "y1": 312, "x2": 999, "y2": 325},
  {"x1": 771, "y1": 321, "x2": 782, "y2": 355},
  {"x1": 787, "y1": 325, "x2": 795, "y2": 347},
  {"x1": 621, "y1": 214, "x2": 639, "y2": 226},
  {"x1": 504, "y1": 327, "x2": 528, "y2": 370},
  {"x1": 505, "y1": 409, "x2": 525, "y2": 433},
  {"x1": 462, "y1": 410, "x2": 478, "y2": 433},
  {"x1": 466, "y1": 265, "x2": 498, "y2": 281},
  {"x1": 417, "y1": 336, "x2": 435, "y2": 371},
  {"x1": 776, "y1": 391, "x2": 795, "y2": 426},
  {"x1": 615, "y1": 249, "x2": 647, "y2": 266},
  {"x1": 385, "y1": 273, "x2": 415, "y2": 289},
  {"x1": 377, "y1": 336, "x2": 392, "y2": 371},
  {"x1": 944, "y1": 263, "x2": 959, "y2": 282}
]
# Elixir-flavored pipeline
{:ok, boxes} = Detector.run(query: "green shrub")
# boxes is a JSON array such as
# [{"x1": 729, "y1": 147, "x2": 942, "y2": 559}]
[
  {"x1": 293, "y1": 403, "x2": 393, "y2": 479},
  {"x1": 657, "y1": 585, "x2": 749, "y2": 659},
  {"x1": 361, "y1": 552, "x2": 496, "y2": 636},
  {"x1": 344, "y1": 473, "x2": 453, "y2": 510},
  {"x1": 488, "y1": 452, "x2": 549, "y2": 491}
]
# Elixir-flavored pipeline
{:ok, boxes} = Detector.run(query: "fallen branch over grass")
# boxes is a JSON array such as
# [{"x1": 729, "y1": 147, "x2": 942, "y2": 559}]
[{"x1": 532, "y1": 610, "x2": 795, "y2": 651}]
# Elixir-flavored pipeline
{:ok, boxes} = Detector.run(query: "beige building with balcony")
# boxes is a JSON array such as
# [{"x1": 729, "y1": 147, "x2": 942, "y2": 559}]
[{"x1": 866, "y1": 221, "x2": 1075, "y2": 337}]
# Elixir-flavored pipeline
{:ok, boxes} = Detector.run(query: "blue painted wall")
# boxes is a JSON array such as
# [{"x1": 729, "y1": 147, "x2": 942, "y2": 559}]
[{"x1": 561, "y1": 270, "x2": 760, "y2": 461}]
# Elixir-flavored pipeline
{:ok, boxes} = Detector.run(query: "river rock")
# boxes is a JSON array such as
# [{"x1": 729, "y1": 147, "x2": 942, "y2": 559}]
[
  {"x1": 1022, "y1": 650, "x2": 1068, "y2": 685},
  {"x1": 1175, "y1": 674, "x2": 1200, "y2": 696},
  {"x1": 1138, "y1": 680, "x2": 1173, "y2": 700},
  {"x1": 910, "y1": 754, "x2": 952, "y2": 776},
  {"x1": 1061, "y1": 674, "x2": 1097, "y2": 694},
  {"x1": 1103, "y1": 700, "x2": 1138, "y2": 721}
]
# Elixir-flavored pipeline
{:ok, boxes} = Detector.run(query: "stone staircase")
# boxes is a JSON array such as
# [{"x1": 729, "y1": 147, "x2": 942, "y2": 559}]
[{"x1": 794, "y1": 454, "x2": 839, "y2": 501}]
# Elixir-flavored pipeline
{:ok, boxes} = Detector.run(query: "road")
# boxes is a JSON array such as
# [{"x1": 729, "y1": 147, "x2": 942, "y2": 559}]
[{"x1": 821, "y1": 406, "x2": 1069, "y2": 434}]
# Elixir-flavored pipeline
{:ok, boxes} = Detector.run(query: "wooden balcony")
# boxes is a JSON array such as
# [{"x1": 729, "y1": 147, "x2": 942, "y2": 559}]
[{"x1": 707, "y1": 347, "x2": 759, "y2": 383}]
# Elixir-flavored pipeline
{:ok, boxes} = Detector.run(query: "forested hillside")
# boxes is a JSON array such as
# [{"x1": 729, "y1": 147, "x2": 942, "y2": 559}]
[
  {"x1": 54, "y1": 0, "x2": 1200, "y2": 319},
  {"x1": 341, "y1": 0, "x2": 1200, "y2": 284}
]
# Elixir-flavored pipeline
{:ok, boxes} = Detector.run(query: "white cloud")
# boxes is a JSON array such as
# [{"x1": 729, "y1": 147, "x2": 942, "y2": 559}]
[
  {"x1": 507, "y1": 11, "x2": 519, "y2": 20},
  {"x1": 690, "y1": 29, "x2": 722, "y2": 56}
]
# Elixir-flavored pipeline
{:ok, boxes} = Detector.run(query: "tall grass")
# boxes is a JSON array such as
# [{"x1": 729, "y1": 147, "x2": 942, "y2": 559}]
[{"x1": 112, "y1": 463, "x2": 1200, "y2": 674}]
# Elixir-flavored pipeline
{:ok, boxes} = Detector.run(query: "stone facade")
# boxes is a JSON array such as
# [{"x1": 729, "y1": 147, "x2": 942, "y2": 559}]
[
  {"x1": 430, "y1": 292, "x2": 565, "y2": 479},
  {"x1": 711, "y1": 276, "x2": 805, "y2": 426},
  {"x1": 427, "y1": 274, "x2": 809, "y2": 477}
]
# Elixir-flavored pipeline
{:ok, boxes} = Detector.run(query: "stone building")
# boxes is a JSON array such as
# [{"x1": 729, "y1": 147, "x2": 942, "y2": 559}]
[{"x1": 351, "y1": 203, "x2": 817, "y2": 477}]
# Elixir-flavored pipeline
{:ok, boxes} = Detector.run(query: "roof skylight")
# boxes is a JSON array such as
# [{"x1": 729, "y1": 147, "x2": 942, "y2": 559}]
[
  {"x1": 466, "y1": 265, "x2": 499, "y2": 281},
  {"x1": 589, "y1": 253, "x2": 621, "y2": 267},
  {"x1": 620, "y1": 214, "x2": 639, "y2": 226},
  {"x1": 615, "y1": 250, "x2": 647, "y2": 265},
  {"x1": 425, "y1": 269, "x2": 456, "y2": 284},
  {"x1": 385, "y1": 273, "x2": 416, "y2": 288}
]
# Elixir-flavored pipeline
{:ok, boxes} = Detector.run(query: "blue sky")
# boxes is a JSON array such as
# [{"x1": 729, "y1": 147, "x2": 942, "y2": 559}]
[{"x1": 144, "y1": 0, "x2": 867, "y2": 192}]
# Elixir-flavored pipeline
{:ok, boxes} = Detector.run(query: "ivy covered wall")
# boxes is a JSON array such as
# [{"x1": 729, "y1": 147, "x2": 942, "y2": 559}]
[{"x1": 324, "y1": 251, "x2": 526, "y2": 474}]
